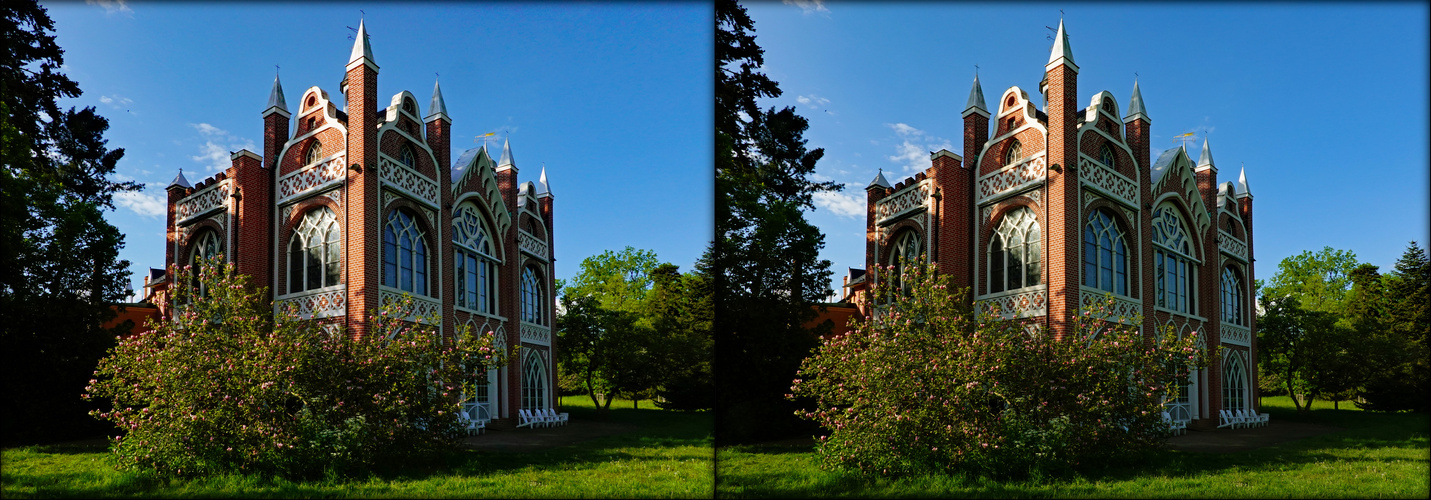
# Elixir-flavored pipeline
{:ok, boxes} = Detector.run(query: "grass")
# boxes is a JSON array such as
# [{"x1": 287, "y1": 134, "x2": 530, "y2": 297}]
[
  {"x1": 716, "y1": 396, "x2": 1430, "y2": 498},
  {"x1": 1, "y1": 396, "x2": 713, "y2": 498}
]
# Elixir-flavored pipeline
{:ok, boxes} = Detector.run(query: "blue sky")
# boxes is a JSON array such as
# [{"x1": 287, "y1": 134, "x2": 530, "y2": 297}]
[
  {"x1": 747, "y1": 2, "x2": 1430, "y2": 296},
  {"x1": 44, "y1": 1, "x2": 713, "y2": 299}
]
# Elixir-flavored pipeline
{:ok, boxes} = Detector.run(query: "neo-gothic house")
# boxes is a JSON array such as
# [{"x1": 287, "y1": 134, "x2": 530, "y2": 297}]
[
  {"x1": 833, "y1": 20, "x2": 1258, "y2": 430},
  {"x1": 155, "y1": 20, "x2": 556, "y2": 426}
]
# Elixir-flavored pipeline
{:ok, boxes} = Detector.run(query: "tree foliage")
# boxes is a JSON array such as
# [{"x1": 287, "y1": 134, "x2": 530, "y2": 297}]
[
  {"x1": 714, "y1": 0, "x2": 839, "y2": 443},
  {"x1": 1261, "y1": 246, "x2": 1359, "y2": 315},
  {"x1": 85, "y1": 258, "x2": 507, "y2": 479},
  {"x1": 791, "y1": 262, "x2": 1208, "y2": 478},
  {"x1": 647, "y1": 263, "x2": 715, "y2": 411},
  {"x1": 1, "y1": 0, "x2": 141, "y2": 445},
  {"x1": 1355, "y1": 242, "x2": 1430, "y2": 412}
]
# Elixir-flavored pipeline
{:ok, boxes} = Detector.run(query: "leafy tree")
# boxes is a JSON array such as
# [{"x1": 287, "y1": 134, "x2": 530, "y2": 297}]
[
  {"x1": 1, "y1": 0, "x2": 141, "y2": 445},
  {"x1": 791, "y1": 262, "x2": 1208, "y2": 478},
  {"x1": 556, "y1": 294, "x2": 654, "y2": 411},
  {"x1": 1358, "y1": 242, "x2": 1430, "y2": 412},
  {"x1": 1261, "y1": 246, "x2": 1359, "y2": 315},
  {"x1": 715, "y1": 0, "x2": 839, "y2": 443},
  {"x1": 86, "y1": 257, "x2": 506, "y2": 479},
  {"x1": 1256, "y1": 247, "x2": 1362, "y2": 413},
  {"x1": 563, "y1": 246, "x2": 660, "y2": 314},
  {"x1": 647, "y1": 263, "x2": 714, "y2": 411},
  {"x1": 1258, "y1": 294, "x2": 1344, "y2": 413}
]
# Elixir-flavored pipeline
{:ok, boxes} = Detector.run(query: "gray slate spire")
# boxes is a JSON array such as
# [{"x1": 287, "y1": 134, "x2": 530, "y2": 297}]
[
  {"x1": 963, "y1": 73, "x2": 988, "y2": 117},
  {"x1": 1197, "y1": 138, "x2": 1216, "y2": 170},
  {"x1": 167, "y1": 169, "x2": 191, "y2": 190},
  {"x1": 1237, "y1": 164, "x2": 1253, "y2": 198},
  {"x1": 866, "y1": 169, "x2": 892, "y2": 190},
  {"x1": 537, "y1": 164, "x2": 551, "y2": 197},
  {"x1": 1046, "y1": 18, "x2": 1077, "y2": 70},
  {"x1": 425, "y1": 77, "x2": 449, "y2": 122},
  {"x1": 497, "y1": 138, "x2": 515, "y2": 169},
  {"x1": 348, "y1": 19, "x2": 376, "y2": 69},
  {"x1": 1125, "y1": 79, "x2": 1149, "y2": 122},
  {"x1": 264, "y1": 73, "x2": 288, "y2": 117}
]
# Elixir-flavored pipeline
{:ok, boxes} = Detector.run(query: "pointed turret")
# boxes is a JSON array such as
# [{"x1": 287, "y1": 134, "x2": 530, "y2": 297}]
[
  {"x1": 1237, "y1": 164, "x2": 1253, "y2": 199},
  {"x1": 866, "y1": 169, "x2": 891, "y2": 190},
  {"x1": 167, "y1": 169, "x2": 191, "y2": 190},
  {"x1": 1046, "y1": 18, "x2": 1077, "y2": 72},
  {"x1": 347, "y1": 18, "x2": 378, "y2": 72},
  {"x1": 425, "y1": 77, "x2": 449, "y2": 123},
  {"x1": 1125, "y1": 79, "x2": 1149, "y2": 123},
  {"x1": 497, "y1": 138, "x2": 516, "y2": 170},
  {"x1": 536, "y1": 164, "x2": 551, "y2": 197},
  {"x1": 1197, "y1": 138, "x2": 1216, "y2": 170},
  {"x1": 264, "y1": 74, "x2": 289, "y2": 118},
  {"x1": 962, "y1": 73, "x2": 989, "y2": 118}
]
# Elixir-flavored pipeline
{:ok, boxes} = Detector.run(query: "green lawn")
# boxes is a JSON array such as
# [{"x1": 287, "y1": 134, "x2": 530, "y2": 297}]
[
  {"x1": 1, "y1": 396, "x2": 713, "y2": 498},
  {"x1": 717, "y1": 396, "x2": 1430, "y2": 498}
]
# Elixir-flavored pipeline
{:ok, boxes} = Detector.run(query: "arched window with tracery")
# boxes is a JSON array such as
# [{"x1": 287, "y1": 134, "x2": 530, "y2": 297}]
[
  {"x1": 1152, "y1": 204, "x2": 1197, "y2": 313},
  {"x1": 399, "y1": 145, "x2": 416, "y2": 168},
  {"x1": 287, "y1": 207, "x2": 340, "y2": 294},
  {"x1": 1099, "y1": 144, "x2": 1116, "y2": 169},
  {"x1": 1223, "y1": 351, "x2": 1248, "y2": 412},
  {"x1": 383, "y1": 209, "x2": 428, "y2": 295},
  {"x1": 889, "y1": 230, "x2": 922, "y2": 296},
  {"x1": 1222, "y1": 267, "x2": 1245, "y2": 326},
  {"x1": 189, "y1": 229, "x2": 221, "y2": 297},
  {"x1": 988, "y1": 206, "x2": 1040, "y2": 294},
  {"x1": 453, "y1": 204, "x2": 499, "y2": 314},
  {"x1": 305, "y1": 140, "x2": 323, "y2": 165},
  {"x1": 521, "y1": 267, "x2": 544, "y2": 324},
  {"x1": 1004, "y1": 139, "x2": 1023, "y2": 165},
  {"x1": 522, "y1": 352, "x2": 548, "y2": 410},
  {"x1": 1083, "y1": 208, "x2": 1128, "y2": 296}
]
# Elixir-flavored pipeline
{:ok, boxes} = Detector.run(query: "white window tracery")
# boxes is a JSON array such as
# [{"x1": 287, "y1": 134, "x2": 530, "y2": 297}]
[
  {"x1": 1099, "y1": 143, "x2": 1116, "y2": 170},
  {"x1": 305, "y1": 140, "x2": 322, "y2": 165},
  {"x1": 383, "y1": 209, "x2": 428, "y2": 295},
  {"x1": 454, "y1": 204, "x2": 499, "y2": 314},
  {"x1": 1083, "y1": 208, "x2": 1128, "y2": 296},
  {"x1": 190, "y1": 229, "x2": 221, "y2": 297},
  {"x1": 1223, "y1": 351, "x2": 1248, "y2": 412},
  {"x1": 399, "y1": 145, "x2": 416, "y2": 169},
  {"x1": 522, "y1": 352, "x2": 548, "y2": 410},
  {"x1": 1004, "y1": 139, "x2": 1023, "y2": 165},
  {"x1": 889, "y1": 230, "x2": 922, "y2": 296},
  {"x1": 1153, "y1": 204, "x2": 1196, "y2": 314},
  {"x1": 521, "y1": 267, "x2": 544, "y2": 324},
  {"x1": 1221, "y1": 267, "x2": 1246, "y2": 326},
  {"x1": 287, "y1": 207, "x2": 340, "y2": 294},
  {"x1": 989, "y1": 206, "x2": 1040, "y2": 294}
]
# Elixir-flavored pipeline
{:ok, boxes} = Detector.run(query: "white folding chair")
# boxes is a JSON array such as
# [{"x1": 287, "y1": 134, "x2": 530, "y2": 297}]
[
  {"x1": 516, "y1": 409, "x2": 543, "y2": 428},
  {"x1": 1217, "y1": 409, "x2": 1240, "y2": 429}
]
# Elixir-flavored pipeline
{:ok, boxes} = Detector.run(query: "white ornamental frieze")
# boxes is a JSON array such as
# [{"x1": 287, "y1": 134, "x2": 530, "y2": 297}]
[
  {"x1": 176, "y1": 180, "x2": 231, "y2": 224},
  {"x1": 1079, "y1": 157, "x2": 1138, "y2": 207},
  {"x1": 1221, "y1": 323, "x2": 1251, "y2": 347},
  {"x1": 520, "y1": 322, "x2": 551, "y2": 345},
  {"x1": 278, "y1": 153, "x2": 345, "y2": 203},
  {"x1": 1218, "y1": 231, "x2": 1248, "y2": 262},
  {"x1": 378, "y1": 289, "x2": 442, "y2": 325},
  {"x1": 978, "y1": 155, "x2": 1046, "y2": 202},
  {"x1": 975, "y1": 288, "x2": 1048, "y2": 320},
  {"x1": 876, "y1": 179, "x2": 931, "y2": 224},
  {"x1": 276, "y1": 287, "x2": 347, "y2": 320},
  {"x1": 518, "y1": 231, "x2": 549, "y2": 260},
  {"x1": 1078, "y1": 289, "x2": 1142, "y2": 322},
  {"x1": 379, "y1": 156, "x2": 439, "y2": 208}
]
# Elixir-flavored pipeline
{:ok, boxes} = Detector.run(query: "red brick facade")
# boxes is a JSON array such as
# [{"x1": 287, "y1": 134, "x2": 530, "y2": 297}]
[
  {"x1": 157, "y1": 20, "x2": 558, "y2": 424},
  {"x1": 836, "y1": 21, "x2": 1258, "y2": 429}
]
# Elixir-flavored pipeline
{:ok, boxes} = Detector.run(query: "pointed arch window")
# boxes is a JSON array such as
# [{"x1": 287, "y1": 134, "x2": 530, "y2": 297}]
[
  {"x1": 522, "y1": 353, "x2": 548, "y2": 410},
  {"x1": 521, "y1": 267, "x2": 544, "y2": 324},
  {"x1": 1004, "y1": 139, "x2": 1023, "y2": 165},
  {"x1": 1152, "y1": 204, "x2": 1197, "y2": 313},
  {"x1": 1221, "y1": 267, "x2": 1245, "y2": 326},
  {"x1": 305, "y1": 140, "x2": 323, "y2": 165},
  {"x1": 889, "y1": 230, "x2": 923, "y2": 296},
  {"x1": 287, "y1": 207, "x2": 340, "y2": 294},
  {"x1": 383, "y1": 209, "x2": 428, "y2": 295},
  {"x1": 399, "y1": 145, "x2": 416, "y2": 169},
  {"x1": 988, "y1": 206, "x2": 1040, "y2": 294},
  {"x1": 1083, "y1": 209, "x2": 1128, "y2": 295},
  {"x1": 454, "y1": 204, "x2": 499, "y2": 314},
  {"x1": 1099, "y1": 144, "x2": 1116, "y2": 169},
  {"x1": 189, "y1": 229, "x2": 222, "y2": 297},
  {"x1": 1223, "y1": 352, "x2": 1248, "y2": 412}
]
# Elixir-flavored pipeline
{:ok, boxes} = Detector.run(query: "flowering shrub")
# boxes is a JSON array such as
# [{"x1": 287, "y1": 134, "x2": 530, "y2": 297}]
[
  {"x1": 85, "y1": 257, "x2": 508, "y2": 478},
  {"x1": 790, "y1": 261, "x2": 1210, "y2": 478}
]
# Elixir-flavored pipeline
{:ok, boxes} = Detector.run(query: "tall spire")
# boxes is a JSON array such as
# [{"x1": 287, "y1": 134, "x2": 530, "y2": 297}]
[
  {"x1": 497, "y1": 137, "x2": 515, "y2": 169},
  {"x1": 1197, "y1": 138, "x2": 1216, "y2": 170},
  {"x1": 347, "y1": 18, "x2": 377, "y2": 71},
  {"x1": 1237, "y1": 164, "x2": 1253, "y2": 198},
  {"x1": 962, "y1": 73, "x2": 988, "y2": 117},
  {"x1": 425, "y1": 77, "x2": 449, "y2": 123},
  {"x1": 1046, "y1": 18, "x2": 1077, "y2": 71},
  {"x1": 1125, "y1": 79, "x2": 1149, "y2": 123},
  {"x1": 536, "y1": 164, "x2": 551, "y2": 197},
  {"x1": 264, "y1": 73, "x2": 288, "y2": 116}
]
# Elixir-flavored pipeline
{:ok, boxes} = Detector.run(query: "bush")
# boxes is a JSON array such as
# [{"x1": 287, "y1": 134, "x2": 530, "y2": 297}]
[
  {"x1": 84, "y1": 257, "x2": 507, "y2": 479},
  {"x1": 790, "y1": 261, "x2": 1209, "y2": 478}
]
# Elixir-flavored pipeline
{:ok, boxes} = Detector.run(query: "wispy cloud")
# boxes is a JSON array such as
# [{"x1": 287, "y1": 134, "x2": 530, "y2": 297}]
[
  {"x1": 98, "y1": 94, "x2": 133, "y2": 112},
  {"x1": 189, "y1": 123, "x2": 255, "y2": 172},
  {"x1": 783, "y1": 0, "x2": 829, "y2": 15},
  {"x1": 86, "y1": 0, "x2": 132, "y2": 15},
  {"x1": 885, "y1": 123, "x2": 953, "y2": 173},
  {"x1": 813, "y1": 190, "x2": 865, "y2": 219},
  {"x1": 114, "y1": 189, "x2": 166, "y2": 218}
]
